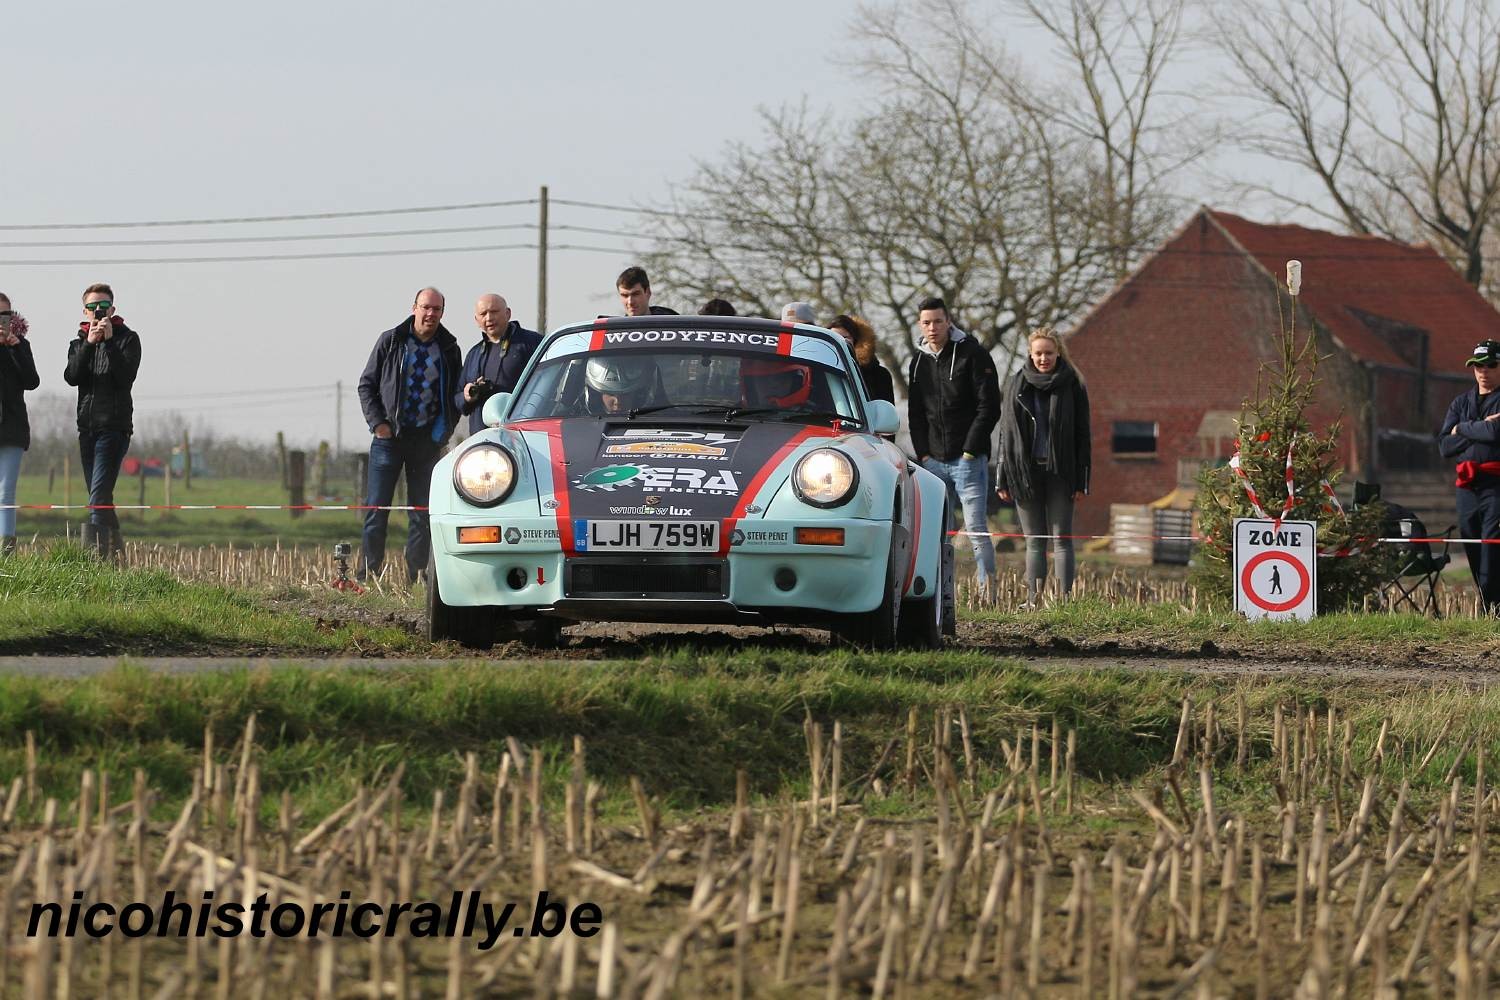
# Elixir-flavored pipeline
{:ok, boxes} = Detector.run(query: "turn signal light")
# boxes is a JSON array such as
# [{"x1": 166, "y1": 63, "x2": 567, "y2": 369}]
[
  {"x1": 795, "y1": 527, "x2": 845, "y2": 546},
  {"x1": 458, "y1": 526, "x2": 501, "y2": 544}
]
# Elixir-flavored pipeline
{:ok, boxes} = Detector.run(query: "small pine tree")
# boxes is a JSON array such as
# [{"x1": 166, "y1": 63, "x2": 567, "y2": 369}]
[{"x1": 1192, "y1": 265, "x2": 1398, "y2": 611}]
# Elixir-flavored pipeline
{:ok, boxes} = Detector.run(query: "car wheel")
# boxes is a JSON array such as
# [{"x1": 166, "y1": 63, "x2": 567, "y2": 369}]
[
  {"x1": 898, "y1": 504, "x2": 954, "y2": 649},
  {"x1": 514, "y1": 617, "x2": 564, "y2": 649},
  {"x1": 425, "y1": 551, "x2": 495, "y2": 650},
  {"x1": 837, "y1": 526, "x2": 904, "y2": 651}
]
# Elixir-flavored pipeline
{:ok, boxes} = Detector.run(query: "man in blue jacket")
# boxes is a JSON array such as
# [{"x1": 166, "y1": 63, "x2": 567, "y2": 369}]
[
  {"x1": 1440, "y1": 338, "x2": 1500, "y2": 613},
  {"x1": 357, "y1": 287, "x2": 462, "y2": 582},
  {"x1": 456, "y1": 293, "x2": 540, "y2": 436}
]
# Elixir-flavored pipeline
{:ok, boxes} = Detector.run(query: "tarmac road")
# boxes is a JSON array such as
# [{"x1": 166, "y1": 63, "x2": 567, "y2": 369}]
[{"x1": 1, "y1": 652, "x2": 1495, "y2": 685}]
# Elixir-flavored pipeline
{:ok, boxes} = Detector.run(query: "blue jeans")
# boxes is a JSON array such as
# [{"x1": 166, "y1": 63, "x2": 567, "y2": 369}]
[
  {"x1": 361, "y1": 434, "x2": 442, "y2": 580},
  {"x1": 79, "y1": 430, "x2": 130, "y2": 530},
  {"x1": 0, "y1": 446, "x2": 22, "y2": 538},
  {"x1": 922, "y1": 455, "x2": 995, "y2": 587}
]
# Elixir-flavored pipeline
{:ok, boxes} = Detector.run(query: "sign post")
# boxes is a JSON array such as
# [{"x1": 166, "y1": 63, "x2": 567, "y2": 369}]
[{"x1": 1233, "y1": 518, "x2": 1317, "y2": 621}]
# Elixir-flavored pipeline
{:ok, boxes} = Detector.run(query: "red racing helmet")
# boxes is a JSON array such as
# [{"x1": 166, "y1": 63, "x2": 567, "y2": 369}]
[{"x1": 740, "y1": 358, "x2": 813, "y2": 408}]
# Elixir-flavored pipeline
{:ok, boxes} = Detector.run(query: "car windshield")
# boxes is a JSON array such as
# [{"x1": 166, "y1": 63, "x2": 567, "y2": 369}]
[{"x1": 510, "y1": 348, "x2": 865, "y2": 422}]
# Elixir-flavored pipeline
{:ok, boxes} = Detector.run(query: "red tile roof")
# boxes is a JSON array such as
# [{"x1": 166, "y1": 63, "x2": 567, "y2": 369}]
[{"x1": 1207, "y1": 209, "x2": 1499, "y2": 373}]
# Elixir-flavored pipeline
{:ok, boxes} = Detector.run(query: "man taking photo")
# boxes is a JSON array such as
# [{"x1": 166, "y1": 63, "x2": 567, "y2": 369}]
[{"x1": 456, "y1": 293, "x2": 540, "y2": 436}]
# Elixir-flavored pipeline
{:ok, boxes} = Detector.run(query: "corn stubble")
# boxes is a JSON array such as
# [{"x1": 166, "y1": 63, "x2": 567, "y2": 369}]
[{"x1": 3, "y1": 703, "x2": 1499, "y2": 997}]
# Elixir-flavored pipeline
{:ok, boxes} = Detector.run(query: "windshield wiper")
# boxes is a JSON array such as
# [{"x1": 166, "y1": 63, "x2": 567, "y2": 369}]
[{"x1": 625, "y1": 404, "x2": 696, "y2": 418}]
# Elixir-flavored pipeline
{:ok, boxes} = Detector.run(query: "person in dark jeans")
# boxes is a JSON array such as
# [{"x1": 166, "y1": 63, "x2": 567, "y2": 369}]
[
  {"x1": 63, "y1": 282, "x2": 141, "y2": 561},
  {"x1": 357, "y1": 287, "x2": 462, "y2": 582},
  {"x1": 1439, "y1": 338, "x2": 1500, "y2": 613},
  {"x1": 0, "y1": 293, "x2": 39, "y2": 555},
  {"x1": 997, "y1": 327, "x2": 1091, "y2": 607}
]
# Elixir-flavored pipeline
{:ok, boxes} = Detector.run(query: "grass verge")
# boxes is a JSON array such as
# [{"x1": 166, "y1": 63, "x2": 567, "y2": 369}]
[{"x1": 0, "y1": 547, "x2": 422, "y2": 655}]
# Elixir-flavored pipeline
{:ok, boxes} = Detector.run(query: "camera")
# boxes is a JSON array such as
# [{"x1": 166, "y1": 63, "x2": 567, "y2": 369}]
[
  {"x1": 471, "y1": 376, "x2": 499, "y2": 401},
  {"x1": 333, "y1": 542, "x2": 352, "y2": 558},
  {"x1": 88, "y1": 303, "x2": 110, "y2": 320}
]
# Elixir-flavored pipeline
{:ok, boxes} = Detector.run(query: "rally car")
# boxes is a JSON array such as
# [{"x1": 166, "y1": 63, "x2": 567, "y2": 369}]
[{"x1": 424, "y1": 315, "x2": 955, "y2": 649}]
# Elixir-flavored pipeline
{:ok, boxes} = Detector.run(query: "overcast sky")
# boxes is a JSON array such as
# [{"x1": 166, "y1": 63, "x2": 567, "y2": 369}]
[{"x1": 2, "y1": 0, "x2": 885, "y2": 448}]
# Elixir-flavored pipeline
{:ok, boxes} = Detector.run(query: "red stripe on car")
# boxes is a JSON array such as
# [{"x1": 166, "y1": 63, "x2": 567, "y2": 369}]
[
  {"x1": 904, "y1": 480, "x2": 921, "y2": 595},
  {"x1": 776, "y1": 331, "x2": 792, "y2": 355},
  {"x1": 535, "y1": 419, "x2": 575, "y2": 555}
]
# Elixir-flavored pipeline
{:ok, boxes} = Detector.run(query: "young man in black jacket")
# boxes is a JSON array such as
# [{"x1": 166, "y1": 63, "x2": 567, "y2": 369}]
[
  {"x1": 907, "y1": 296, "x2": 1001, "y2": 599},
  {"x1": 357, "y1": 287, "x2": 462, "y2": 582},
  {"x1": 63, "y1": 283, "x2": 141, "y2": 561},
  {"x1": 455, "y1": 293, "x2": 540, "y2": 436}
]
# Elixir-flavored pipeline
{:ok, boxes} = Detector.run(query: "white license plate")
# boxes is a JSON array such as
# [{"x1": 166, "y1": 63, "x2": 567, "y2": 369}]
[{"x1": 575, "y1": 519, "x2": 720, "y2": 552}]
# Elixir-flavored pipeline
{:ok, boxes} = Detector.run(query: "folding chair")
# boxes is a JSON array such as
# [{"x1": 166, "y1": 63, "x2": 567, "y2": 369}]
[{"x1": 1382, "y1": 506, "x2": 1454, "y2": 617}]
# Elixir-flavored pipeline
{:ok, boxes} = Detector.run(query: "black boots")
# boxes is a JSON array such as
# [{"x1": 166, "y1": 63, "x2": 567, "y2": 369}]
[{"x1": 80, "y1": 523, "x2": 124, "y2": 564}]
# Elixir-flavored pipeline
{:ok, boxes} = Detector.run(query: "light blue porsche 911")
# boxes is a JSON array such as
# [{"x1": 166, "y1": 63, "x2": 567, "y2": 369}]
[{"x1": 424, "y1": 316, "x2": 955, "y2": 649}]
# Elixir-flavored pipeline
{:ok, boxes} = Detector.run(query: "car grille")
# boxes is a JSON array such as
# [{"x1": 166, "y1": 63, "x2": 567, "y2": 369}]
[{"x1": 566, "y1": 558, "x2": 729, "y2": 599}]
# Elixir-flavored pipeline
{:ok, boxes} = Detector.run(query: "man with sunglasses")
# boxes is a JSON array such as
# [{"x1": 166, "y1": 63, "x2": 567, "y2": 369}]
[
  {"x1": 1440, "y1": 339, "x2": 1500, "y2": 613},
  {"x1": 63, "y1": 283, "x2": 141, "y2": 562}
]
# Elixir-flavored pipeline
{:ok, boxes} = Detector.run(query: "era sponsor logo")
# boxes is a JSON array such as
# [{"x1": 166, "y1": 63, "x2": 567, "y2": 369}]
[
  {"x1": 602, "y1": 330, "x2": 782, "y2": 348},
  {"x1": 574, "y1": 464, "x2": 741, "y2": 495}
]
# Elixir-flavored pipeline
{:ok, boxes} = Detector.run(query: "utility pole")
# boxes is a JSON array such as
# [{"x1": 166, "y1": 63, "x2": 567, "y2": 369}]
[
  {"x1": 537, "y1": 185, "x2": 549, "y2": 334},
  {"x1": 335, "y1": 380, "x2": 342, "y2": 458}
]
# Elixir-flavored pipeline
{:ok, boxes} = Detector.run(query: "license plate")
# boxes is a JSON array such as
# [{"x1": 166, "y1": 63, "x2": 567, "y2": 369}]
[{"x1": 573, "y1": 519, "x2": 720, "y2": 552}]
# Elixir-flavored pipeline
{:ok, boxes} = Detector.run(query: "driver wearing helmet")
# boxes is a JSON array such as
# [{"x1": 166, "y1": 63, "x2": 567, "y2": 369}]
[
  {"x1": 740, "y1": 358, "x2": 814, "y2": 409},
  {"x1": 584, "y1": 355, "x2": 660, "y2": 415}
]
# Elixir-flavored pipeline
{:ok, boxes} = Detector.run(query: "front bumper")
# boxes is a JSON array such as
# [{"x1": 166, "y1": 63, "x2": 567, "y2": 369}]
[{"x1": 430, "y1": 514, "x2": 893, "y2": 620}]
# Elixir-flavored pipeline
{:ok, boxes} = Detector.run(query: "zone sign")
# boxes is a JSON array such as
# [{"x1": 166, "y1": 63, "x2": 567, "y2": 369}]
[{"x1": 1233, "y1": 518, "x2": 1317, "y2": 621}]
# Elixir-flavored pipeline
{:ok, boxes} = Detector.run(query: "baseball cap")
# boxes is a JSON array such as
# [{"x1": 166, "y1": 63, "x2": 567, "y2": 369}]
[
  {"x1": 1467, "y1": 340, "x2": 1500, "y2": 366},
  {"x1": 781, "y1": 302, "x2": 816, "y2": 325}
]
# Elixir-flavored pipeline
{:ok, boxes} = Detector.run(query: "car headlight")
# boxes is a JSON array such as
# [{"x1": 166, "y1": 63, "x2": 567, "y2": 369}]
[
  {"x1": 453, "y1": 445, "x2": 517, "y2": 507},
  {"x1": 793, "y1": 448, "x2": 858, "y2": 508}
]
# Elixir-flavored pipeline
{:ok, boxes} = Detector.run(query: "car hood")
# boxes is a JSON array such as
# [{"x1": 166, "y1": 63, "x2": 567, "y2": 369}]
[{"x1": 514, "y1": 418, "x2": 839, "y2": 524}]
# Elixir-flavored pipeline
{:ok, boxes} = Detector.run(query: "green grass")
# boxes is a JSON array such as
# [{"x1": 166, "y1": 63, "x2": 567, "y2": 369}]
[
  {"x1": 0, "y1": 546, "x2": 422, "y2": 655},
  {"x1": 12, "y1": 473, "x2": 379, "y2": 547},
  {"x1": 970, "y1": 595, "x2": 1500, "y2": 651},
  {"x1": 2, "y1": 654, "x2": 1496, "y2": 829}
]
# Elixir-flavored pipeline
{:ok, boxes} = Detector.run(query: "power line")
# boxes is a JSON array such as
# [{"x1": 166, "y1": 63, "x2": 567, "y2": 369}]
[
  {"x1": 134, "y1": 384, "x2": 333, "y2": 402},
  {"x1": 0, "y1": 223, "x2": 536, "y2": 249},
  {"x1": 0, "y1": 198, "x2": 539, "y2": 232},
  {"x1": 0, "y1": 243, "x2": 537, "y2": 266}
]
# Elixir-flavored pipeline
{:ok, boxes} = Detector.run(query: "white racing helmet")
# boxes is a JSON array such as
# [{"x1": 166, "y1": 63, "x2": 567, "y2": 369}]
[{"x1": 586, "y1": 356, "x2": 655, "y2": 396}]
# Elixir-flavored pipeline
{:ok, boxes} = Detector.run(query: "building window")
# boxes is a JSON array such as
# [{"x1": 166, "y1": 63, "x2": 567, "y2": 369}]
[{"x1": 1112, "y1": 420, "x2": 1158, "y2": 456}]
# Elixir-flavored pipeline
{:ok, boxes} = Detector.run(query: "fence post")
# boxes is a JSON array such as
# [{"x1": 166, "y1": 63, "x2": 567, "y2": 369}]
[
  {"x1": 288, "y1": 450, "x2": 306, "y2": 519},
  {"x1": 356, "y1": 453, "x2": 368, "y2": 509},
  {"x1": 315, "y1": 441, "x2": 330, "y2": 498},
  {"x1": 163, "y1": 458, "x2": 172, "y2": 515},
  {"x1": 277, "y1": 431, "x2": 288, "y2": 488},
  {"x1": 182, "y1": 429, "x2": 192, "y2": 491},
  {"x1": 137, "y1": 461, "x2": 147, "y2": 522}
]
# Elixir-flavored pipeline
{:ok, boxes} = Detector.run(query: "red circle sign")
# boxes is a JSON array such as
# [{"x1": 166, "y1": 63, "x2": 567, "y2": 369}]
[{"x1": 1240, "y1": 551, "x2": 1311, "y2": 612}]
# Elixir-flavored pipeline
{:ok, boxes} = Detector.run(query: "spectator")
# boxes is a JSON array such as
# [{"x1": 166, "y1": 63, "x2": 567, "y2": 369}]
[
  {"x1": 357, "y1": 287, "x2": 462, "y2": 582},
  {"x1": 781, "y1": 301, "x2": 816, "y2": 325},
  {"x1": 456, "y1": 294, "x2": 540, "y2": 435},
  {"x1": 617, "y1": 267, "x2": 679, "y2": 316},
  {"x1": 0, "y1": 294, "x2": 38, "y2": 555},
  {"x1": 828, "y1": 314, "x2": 895, "y2": 404},
  {"x1": 907, "y1": 296, "x2": 1000, "y2": 600},
  {"x1": 63, "y1": 283, "x2": 141, "y2": 562},
  {"x1": 996, "y1": 327, "x2": 1091, "y2": 607},
  {"x1": 700, "y1": 298, "x2": 737, "y2": 316},
  {"x1": 1440, "y1": 338, "x2": 1500, "y2": 614}
]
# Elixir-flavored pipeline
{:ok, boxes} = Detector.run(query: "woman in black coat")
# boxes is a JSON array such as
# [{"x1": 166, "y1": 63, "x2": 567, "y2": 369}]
[
  {"x1": 0, "y1": 293, "x2": 39, "y2": 553},
  {"x1": 828, "y1": 314, "x2": 895, "y2": 404},
  {"x1": 996, "y1": 327, "x2": 1090, "y2": 606}
]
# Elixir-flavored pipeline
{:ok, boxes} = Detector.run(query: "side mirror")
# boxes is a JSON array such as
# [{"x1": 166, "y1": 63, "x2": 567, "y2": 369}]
[
  {"x1": 867, "y1": 400, "x2": 900, "y2": 436},
  {"x1": 481, "y1": 393, "x2": 512, "y2": 428}
]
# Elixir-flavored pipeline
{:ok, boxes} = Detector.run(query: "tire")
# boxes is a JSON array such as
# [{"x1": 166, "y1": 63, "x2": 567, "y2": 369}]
[
  {"x1": 837, "y1": 525, "x2": 905, "y2": 650},
  {"x1": 514, "y1": 617, "x2": 564, "y2": 649},
  {"x1": 425, "y1": 551, "x2": 495, "y2": 650},
  {"x1": 898, "y1": 503, "x2": 955, "y2": 649}
]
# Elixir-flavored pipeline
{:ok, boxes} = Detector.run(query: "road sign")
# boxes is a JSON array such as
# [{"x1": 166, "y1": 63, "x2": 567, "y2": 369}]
[{"x1": 1233, "y1": 518, "x2": 1317, "y2": 620}]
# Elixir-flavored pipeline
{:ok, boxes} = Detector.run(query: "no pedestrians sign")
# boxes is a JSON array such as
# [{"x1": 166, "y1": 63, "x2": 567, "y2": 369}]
[{"x1": 1233, "y1": 518, "x2": 1317, "y2": 621}]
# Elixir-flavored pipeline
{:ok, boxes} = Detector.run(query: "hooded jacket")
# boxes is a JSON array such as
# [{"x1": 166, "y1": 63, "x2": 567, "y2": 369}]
[
  {"x1": 64, "y1": 317, "x2": 142, "y2": 435},
  {"x1": 0, "y1": 337, "x2": 40, "y2": 450},
  {"x1": 455, "y1": 321, "x2": 541, "y2": 434},
  {"x1": 1439, "y1": 386, "x2": 1500, "y2": 467},
  {"x1": 358, "y1": 317, "x2": 462, "y2": 443},
  {"x1": 906, "y1": 326, "x2": 1001, "y2": 460}
]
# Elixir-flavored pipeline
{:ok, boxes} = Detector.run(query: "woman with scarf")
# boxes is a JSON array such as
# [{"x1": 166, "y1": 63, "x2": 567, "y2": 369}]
[
  {"x1": 827, "y1": 314, "x2": 895, "y2": 404},
  {"x1": 0, "y1": 294, "x2": 38, "y2": 555},
  {"x1": 996, "y1": 327, "x2": 1090, "y2": 606}
]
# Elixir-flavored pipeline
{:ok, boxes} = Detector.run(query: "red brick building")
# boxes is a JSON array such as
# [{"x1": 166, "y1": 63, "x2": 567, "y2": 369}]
[{"x1": 1064, "y1": 208, "x2": 1500, "y2": 537}]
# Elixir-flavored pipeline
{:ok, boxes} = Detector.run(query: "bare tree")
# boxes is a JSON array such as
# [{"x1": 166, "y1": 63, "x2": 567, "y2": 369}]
[
  {"x1": 1219, "y1": 0, "x2": 1500, "y2": 287},
  {"x1": 646, "y1": 0, "x2": 1196, "y2": 390}
]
